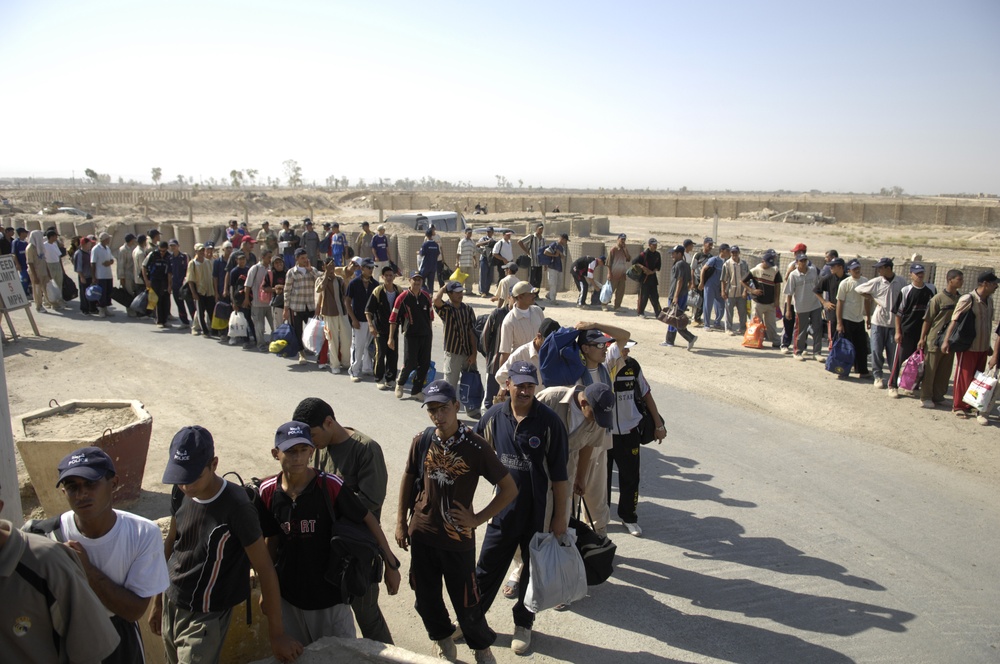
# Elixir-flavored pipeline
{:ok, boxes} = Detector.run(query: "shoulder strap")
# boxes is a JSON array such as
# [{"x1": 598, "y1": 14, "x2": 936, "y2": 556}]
[{"x1": 317, "y1": 472, "x2": 338, "y2": 526}]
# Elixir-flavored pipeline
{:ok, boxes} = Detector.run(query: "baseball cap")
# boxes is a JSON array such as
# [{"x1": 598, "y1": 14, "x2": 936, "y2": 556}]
[
  {"x1": 792, "y1": 243, "x2": 807, "y2": 253},
  {"x1": 162, "y1": 426, "x2": 215, "y2": 485},
  {"x1": 222, "y1": 241, "x2": 233, "y2": 249},
  {"x1": 377, "y1": 225, "x2": 386, "y2": 231},
  {"x1": 445, "y1": 281, "x2": 464, "y2": 293},
  {"x1": 909, "y1": 263, "x2": 925, "y2": 274},
  {"x1": 503, "y1": 262, "x2": 518, "y2": 272},
  {"x1": 508, "y1": 361, "x2": 539, "y2": 385},
  {"x1": 242, "y1": 235, "x2": 255, "y2": 244},
  {"x1": 583, "y1": 383, "x2": 615, "y2": 430},
  {"x1": 233, "y1": 251, "x2": 246, "y2": 260},
  {"x1": 194, "y1": 242, "x2": 205, "y2": 251},
  {"x1": 874, "y1": 257, "x2": 893, "y2": 268},
  {"x1": 351, "y1": 256, "x2": 365, "y2": 266},
  {"x1": 580, "y1": 329, "x2": 614, "y2": 346},
  {"x1": 762, "y1": 249, "x2": 777, "y2": 265},
  {"x1": 409, "y1": 271, "x2": 424, "y2": 280},
  {"x1": 539, "y1": 318, "x2": 560, "y2": 338},
  {"x1": 829, "y1": 257, "x2": 845, "y2": 267},
  {"x1": 204, "y1": 241, "x2": 215, "y2": 249},
  {"x1": 56, "y1": 447, "x2": 116, "y2": 485},
  {"x1": 486, "y1": 226, "x2": 494, "y2": 232},
  {"x1": 331, "y1": 222, "x2": 340, "y2": 227},
  {"x1": 795, "y1": 253, "x2": 808, "y2": 262},
  {"x1": 304, "y1": 219, "x2": 313, "y2": 225},
  {"x1": 559, "y1": 233, "x2": 569, "y2": 240},
  {"x1": 671, "y1": 244, "x2": 685, "y2": 253},
  {"x1": 422, "y1": 380, "x2": 457, "y2": 406},
  {"x1": 274, "y1": 421, "x2": 314, "y2": 451},
  {"x1": 703, "y1": 237, "x2": 714, "y2": 244},
  {"x1": 977, "y1": 272, "x2": 998, "y2": 284},
  {"x1": 294, "y1": 248, "x2": 307, "y2": 257},
  {"x1": 682, "y1": 239, "x2": 694, "y2": 247},
  {"x1": 730, "y1": 245, "x2": 740, "y2": 253},
  {"x1": 168, "y1": 238, "x2": 179, "y2": 246},
  {"x1": 511, "y1": 281, "x2": 539, "y2": 297},
  {"x1": 618, "y1": 233, "x2": 627, "y2": 239},
  {"x1": 847, "y1": 259, "x2": 861, "y2": 270},
  {"x1": 361, "y1": 258, "x2": 375, "y2": 268},
  {"x1": 598, "y1": 255, "x2": 607, "y2": 262}
]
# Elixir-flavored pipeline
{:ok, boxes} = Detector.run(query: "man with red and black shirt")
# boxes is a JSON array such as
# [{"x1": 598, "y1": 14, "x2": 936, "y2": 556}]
[
  {"x1": 395, "y1": 381, "x2": 517, "y2": 663},
  {"x1": 389, "y1": 272, "x2": 435, "y2": 399},
  {"x1": 256, "y1": 421, "x2": 400, "y2": 647}
]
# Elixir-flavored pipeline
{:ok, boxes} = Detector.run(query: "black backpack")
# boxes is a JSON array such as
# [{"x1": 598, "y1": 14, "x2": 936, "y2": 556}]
[
  {"x1": 474, "y1": 314, "x2": 490, "y2": 358},
  {"x1": 21, "y1": 516, "x2": 67, "y2": 542},
  {"x1": 947, "y1": 299, "x2": 977, "y2": 353},
  {"x1": 316, "y1": 474, "x2": 383, "y2": 604}
]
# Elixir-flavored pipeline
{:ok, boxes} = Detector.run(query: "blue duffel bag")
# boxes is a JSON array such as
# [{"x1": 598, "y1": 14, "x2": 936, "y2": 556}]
[
  {"x1": 459, "y1": 368, "x2": 484, "y2": 413},
  {"x1": 826, "y1": 335, "x2": 855, "y2": 376},
  {"x1": 270, "y1": 322, "x2": 302, "y2": 358}
]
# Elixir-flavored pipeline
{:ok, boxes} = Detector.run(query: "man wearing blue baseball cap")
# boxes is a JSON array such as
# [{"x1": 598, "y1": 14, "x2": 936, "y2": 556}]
[
  {"x1": 395, "y1": 381, "x2": 516, "y2": 662},
  {"x1": 886, "y1": 263, "x2": 937, "y2": 396},
  {"x1": 22, "y1": 447, "x2": 171, "y2": 664},
  {"x1": 474, "y1": 362, "x2": 569, "y2": 655},
  {"x1": 835, "y1": 259, "x2": 872, "y2": 377},
  {"x1": 742, "y1": 249, "x2": 782, "y2": 348},
  {"x1": 257, "y1": 422, "x2": 401, "y2": 647},
  {"x1": 152, "y1": 426, "x2": 303, "y2": 663}
]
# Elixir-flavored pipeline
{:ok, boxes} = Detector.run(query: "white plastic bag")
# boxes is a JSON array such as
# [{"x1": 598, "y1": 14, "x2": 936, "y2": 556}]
[
  {"x1": 303, "y1": 316, "x2": 326, "y2": 354},
  {"x1": 228, "y1": 311, "x2": 249, "y2": 338},
  {"x1": 523, "y1": 531, "x2": 587, "y2": 613},
  {"x1": 599, "y1": 280, "x2": 613, "y2": 305},
  {"x1": 962, "y1": 369, "x2": 998, "y2": 412},
  {"x1": 46, "y1": 280, "x2": 62, "y2": 305}
]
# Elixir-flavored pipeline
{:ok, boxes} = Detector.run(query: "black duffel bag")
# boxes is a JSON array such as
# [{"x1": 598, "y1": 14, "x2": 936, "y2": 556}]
[
  {"x1": 569, "y1": 498, "x2": 616, "y2": 585},
  {"x1": 62, "y1": 273, "x2": 78, "y2": 301}
]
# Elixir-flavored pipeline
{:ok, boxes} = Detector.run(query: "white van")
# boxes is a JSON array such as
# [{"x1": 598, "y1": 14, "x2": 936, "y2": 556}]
[{"x1": 385, "y1": 211, "x2": 468, "y2": 232}]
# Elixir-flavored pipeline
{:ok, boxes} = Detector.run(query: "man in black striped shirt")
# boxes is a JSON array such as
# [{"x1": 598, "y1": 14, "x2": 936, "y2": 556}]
[{"x1": 434, "y1": 281, "x2": 480, "y2": 418}]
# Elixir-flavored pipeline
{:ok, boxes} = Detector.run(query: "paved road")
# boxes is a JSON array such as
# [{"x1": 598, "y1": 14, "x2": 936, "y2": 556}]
[{"x1": 6, "y1": 306, "x2": 999, "y2": 663}]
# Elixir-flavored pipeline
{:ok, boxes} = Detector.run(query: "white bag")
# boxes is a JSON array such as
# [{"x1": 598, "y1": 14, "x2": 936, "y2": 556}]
[
  {"x1": 599, "y1": 280, "x2": 613, "y2": 305},
  {"x1": 962, "y1": 369, "x2": 998, "y2": 412},
  {"x1": 46, "y1": 280, "x2": 62, "y2": 304},
  {"x1": 228, "y1": 311, "x2": 249, "y2": 338},
  {"x1": 523, "y1": 531, "x2": 587, "y2": 613},
  {"x1": 303, "y1": 316, "x2": 326, "y2": 354}
]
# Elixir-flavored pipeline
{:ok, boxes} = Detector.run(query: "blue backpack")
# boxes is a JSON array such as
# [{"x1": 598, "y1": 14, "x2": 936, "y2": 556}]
[
  {"x1": 539, "y1": 327, "x2": 586, "y2": 387},
  {"x1": 825, "y1": 336, "x2": 855, "y2": 376},
  {"x1": 459, "y1": 368, "x2": 484, "y2": 413},
  {"x1": 271, "y1": 322, "x2": 302, "y2": 358}
]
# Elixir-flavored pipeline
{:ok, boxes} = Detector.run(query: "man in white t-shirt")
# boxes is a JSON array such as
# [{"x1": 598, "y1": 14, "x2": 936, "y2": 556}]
[
  {"x1": 33, "y1": 447, "x2": 170, "y2": 664},
  {"x1": 492, "y1": 230, "x2": 514, "y2": 269}
]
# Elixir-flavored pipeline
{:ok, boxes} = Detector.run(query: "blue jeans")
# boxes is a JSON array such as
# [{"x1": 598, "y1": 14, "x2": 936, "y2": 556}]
[
  {"x1": 478, "y1": 257, "x2": 492, "y2": 295},
  {"x1": 869, "y1": 324, "x2": 897, "y2": 382},
  {"x1": 702, "y1": 283, "x2": 723, "y2": 327}
]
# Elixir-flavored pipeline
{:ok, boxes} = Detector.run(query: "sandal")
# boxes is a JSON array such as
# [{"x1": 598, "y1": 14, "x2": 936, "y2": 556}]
[
  {"x1": 954, "y1": 410, "x2": 969, "y2": 418},
  {"x1": 502, "y1": 579, "x2": 519, "y2": 599}
]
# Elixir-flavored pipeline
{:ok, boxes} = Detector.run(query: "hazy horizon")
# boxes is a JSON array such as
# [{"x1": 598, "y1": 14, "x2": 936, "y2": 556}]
[{"x1": 2, "y1": 0, "x2": 997, "y2": 195}]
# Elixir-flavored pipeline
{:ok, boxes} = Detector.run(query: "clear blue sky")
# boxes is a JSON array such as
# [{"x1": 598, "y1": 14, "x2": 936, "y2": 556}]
[{"x1": 2, "y1": 0, "x2": 997, "y2": 194}]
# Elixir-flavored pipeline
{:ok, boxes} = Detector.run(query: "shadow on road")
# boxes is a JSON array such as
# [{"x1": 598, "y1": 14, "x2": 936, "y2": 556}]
[
  {"x1": 616, "y1": 554, "x2": 914, "y2": 636},
  {"x1": 641, "y1": 454, "x2": 757, "y2": 508},
  {"x1": 2, "y1": 334, "x2": 82, "y2": 357},
  {"x1": 568, "y1": 581, "x2": 857, "y2": 664}
]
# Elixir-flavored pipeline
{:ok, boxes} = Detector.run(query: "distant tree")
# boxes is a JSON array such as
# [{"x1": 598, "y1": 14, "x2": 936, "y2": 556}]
[
  {"x1": 356, "y1": 177, "x2": 366, "y2": 189},
  {"x1": 283, "y1": 160, "x2": 303, "y2": 187},
  {"x1": 151, "y1": 167, "x2": 162, "y2": 186},
  {"x1": 325, "y1": 175, "x2": 337, "y2": 188},
  {"x1": 518, "y1": 179, "x2": 524, "y2": 189},
  {"x1": 118, "y1": 176, "x2": 124, "y2": 184},
  {"x1": 230, "y1": 170, "x2": 244, "y2": 187},
  {"x1": 84, "y1": 168, "x2": 99, "y2": 184},
  {"x1": 176, "y1": 175, "x2": 186, "y2": 185},
  {"x1": 245, "y1": 169, "x2": 258, "y2": 187}
]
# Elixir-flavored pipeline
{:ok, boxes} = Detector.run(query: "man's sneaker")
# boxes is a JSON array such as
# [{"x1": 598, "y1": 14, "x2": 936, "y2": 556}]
[
  {"x1": 375, "y1": 380, "x2": 384, "y2": 389},
  {"x1": 874, "y1": 378, "x2": 885, "y2": 389},
  {"x1": 794, "y1": 353, "x2": 805, "y2": 361},
  {"x1": 474, "y1": 647, "x2": 497, "y2": 664},
  {"x1": 351, "y1": 375, "x2": 361, "y2": 383},
  {"x1": 432, "y1": 636, "x2": 457, "y2": 661},
  {"x1": 659, "y1": 341, "x2": 674, "y2": 347},
  {"x1": 888, "y1": 388, "x2": 899, "y2": 398},
  {"x1": 781, "y1": 346, "x2": 792, "y2": 354},
  {"x1": 378, "y1": 381, "x2": 391, "y2": 391},
  {"x1": 687, "y1": 335, "x2": 697, "y2": 351},
  {"x1": 977, "y1": 414, "x2": 990, "y2": 426},
  {"x1": 727, "y1": 329, "x2": 737, "y2": 336},
  {"x1": 298, "y1": 353, "x2": 308, "y2": 365},
  {"x1": 815, "y1": 353, "x2": 825, "y2": 363},
  {"x1": 625, "y1": 522, "x2": 643, "y2": 537},
  {"x1": 511, "y1": 626, "x2": 531, "y2": 655},
  {"x1": 921, "y1": 400, "x2": 936, "y2": 409},
  {"x1": 331, "y1": 366, "x2": 342, "y2": 374},
  {"x1": 191, "y1": 327, "x2": 200, "y2": 336},
  {"x1": 317, "y1": 363, "x2": 329, "y2": 370},
  {"x1": 395, "y1": 385, "x2": 404, "y2": 399}
]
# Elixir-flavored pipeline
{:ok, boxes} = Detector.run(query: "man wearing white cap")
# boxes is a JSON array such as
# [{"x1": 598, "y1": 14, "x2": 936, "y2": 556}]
[{"x1": 496, "y1": 282, "x2": 544, "y2": 370}]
